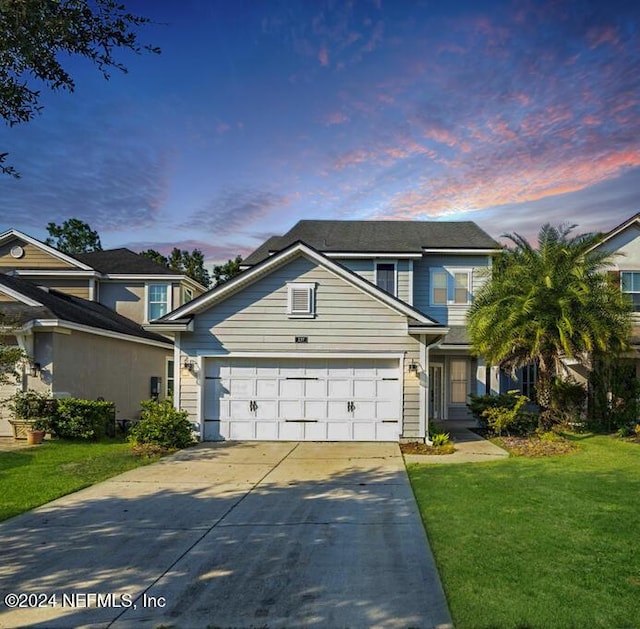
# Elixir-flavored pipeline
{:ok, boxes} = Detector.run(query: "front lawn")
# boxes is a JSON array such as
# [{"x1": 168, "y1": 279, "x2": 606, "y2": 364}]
[
  {"x1": 407, "y1": 434, "x2": 640, "y2": 629},
  {"x1": 0, "y1": 439, "x2": 156, "y2": 522}
]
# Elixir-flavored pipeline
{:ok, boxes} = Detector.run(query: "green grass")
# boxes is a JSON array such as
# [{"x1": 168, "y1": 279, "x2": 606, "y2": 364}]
[
  {"x1": 0, "y1": 439, "x2": 156, "y2": 522},
  {"x1": 407, "y1": 434, "x2": 640, "y2": 629}
]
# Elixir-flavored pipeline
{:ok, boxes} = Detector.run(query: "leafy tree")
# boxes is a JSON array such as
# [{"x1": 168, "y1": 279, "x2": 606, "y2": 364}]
[
  {"x1": 1, "y1": 0, "x2": 160, "y2": 176},
  {"x1": 212, "y1": 255, "x2": 243, "y2": 287},
  {"x1": 45, "y1": 218, "x2": 102, "y2": 254},
  {"x1": 140, "y1": 247, "x2": 211, "y2": 287},
  {"x1": 468, "y1": 223, "x2": 632, "y2": 424},
  {"x1": 0, "y1": 313, "x2": 25, "y2": 385}
]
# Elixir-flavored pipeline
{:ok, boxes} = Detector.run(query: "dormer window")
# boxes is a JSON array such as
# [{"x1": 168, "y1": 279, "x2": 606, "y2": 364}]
[
  {"x1": 375, "y1": 262, "x2": 396, "y2": 296},
  {"x1": 287, "y1": 283, "x2": 315, "y2": 318}
]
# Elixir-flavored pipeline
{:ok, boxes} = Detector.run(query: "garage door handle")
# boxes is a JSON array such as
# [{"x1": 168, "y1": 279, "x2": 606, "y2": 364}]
[
  {"x1": 347, "y1": 401, "x2": 355, "y2": 412},
  {"x1": 249, "y1": 400, "x2": 257, "y2": 411}
]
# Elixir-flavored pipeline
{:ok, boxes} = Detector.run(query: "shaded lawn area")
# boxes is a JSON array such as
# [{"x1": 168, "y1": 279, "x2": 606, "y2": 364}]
[
  {"x1": 0, "y1": 439, "x2": 155, "y2": 522},
  {"x1": 407, "y1": 434, "x2": 640, "y2": 629}
]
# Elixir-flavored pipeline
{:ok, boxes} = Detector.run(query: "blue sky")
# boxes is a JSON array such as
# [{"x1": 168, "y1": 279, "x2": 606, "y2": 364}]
[{"x1": 2, "y1": 0, "x2": 640, "y2": 262}]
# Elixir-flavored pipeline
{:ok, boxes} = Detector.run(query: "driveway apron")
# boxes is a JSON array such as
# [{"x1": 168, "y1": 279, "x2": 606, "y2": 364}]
[{"x1": 0, "y1": 442, "x2": 453, "y2": 629}]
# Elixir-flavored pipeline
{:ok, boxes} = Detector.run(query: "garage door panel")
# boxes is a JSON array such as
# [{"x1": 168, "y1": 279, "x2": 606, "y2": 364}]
[
  {"x1": 229, "y1": 421, "x2": 254, "y2": 440},
  {"x1": 354, "y1": 379, "x2": 376, "y2": 397},
  {"x1": 256, "y1": 379, "x2": 277, "y2": 397},
  {"x1": 352, "y1": 400, "x2": 376, "y2": 419},
  {"x1": 255, "y1": 401, "x2": 277, "y2": 419},
  {"x1": 280, "y1": 422, "x2": 304, "y2": 440},
  {"x1": 327, "y1": 422, "x2": 352, "y2": 441},
  {"x1": 376, "y1": 400, "x2": 398, "y2": 420},
  {"x1": 280, "y1": 379, "x2": 303, "y2": 397},
  {"x1": 230, "y1": 400, "x2": 252, "y2": 420},
  {"x1": 255, "y1": 422, "x2": 279, "y2": 440},
  {"x1": 304, "y1": 400, "x2": 326, "y2": 420},
  {"x1": 353, "y1": 422, "x2": 377, "y2": 440},
  {"x1": 280, "y1": 400, "x2": 301, "y2": 419},
  {"x1": 304, "y1": 379, "x2": 326, "y2": 397},
  {"x1": 229, "y1": 379, "x2": 253, "y2": 397},
  {"x1": 377, "y1": 422, "x2": 400, "y2": 440},
  {"x1": 328, "y1": 379, "x2": 350, "y2": 397}
]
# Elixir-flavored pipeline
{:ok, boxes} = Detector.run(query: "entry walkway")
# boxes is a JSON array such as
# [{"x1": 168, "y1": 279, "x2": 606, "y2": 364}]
[{"x1": 404, "y1": 422, "x2": 509, "y2": 465}]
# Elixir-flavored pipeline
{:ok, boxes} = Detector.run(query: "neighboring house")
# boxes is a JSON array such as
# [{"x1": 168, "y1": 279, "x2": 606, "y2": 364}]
[
  {"x1": 589, "y1": 212, "x2": 640, "y2": 377},
  {"x1": 150, "y1": 220, "x2": 502, "y2": 442},
  {"x1": 0, "y1": 229, "x2": 207, "y2": 437}
]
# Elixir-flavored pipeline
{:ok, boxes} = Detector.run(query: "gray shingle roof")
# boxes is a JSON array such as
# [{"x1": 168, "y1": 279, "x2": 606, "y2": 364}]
[
  {"x1": 243, "y1": 220, "x2": 500, "y2": 266},
  {"x1": 0, "y1": 274, "x2": 170, "y2": 344},
  {"x1": 74, "y1": 249, "x2": 176, "y2": 275}
]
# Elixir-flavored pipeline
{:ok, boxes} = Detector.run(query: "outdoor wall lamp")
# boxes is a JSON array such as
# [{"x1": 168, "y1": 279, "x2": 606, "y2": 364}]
[
  {"x1": 29, "y1": 362, "x2": 41, "y2": 378},
  {"x1": 408, "y1": 360, "x2": 419, "y2": 373},
  {"x1": 183, "y1": 358, "x2": 196, "y2": 372}
]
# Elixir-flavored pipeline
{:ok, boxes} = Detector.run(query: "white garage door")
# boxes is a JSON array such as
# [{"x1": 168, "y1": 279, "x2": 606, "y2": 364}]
[{"x1": 203, "y1": 357, "x2": 401, "y2": 441}]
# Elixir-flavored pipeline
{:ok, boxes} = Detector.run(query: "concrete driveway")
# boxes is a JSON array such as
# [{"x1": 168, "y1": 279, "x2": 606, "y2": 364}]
[{"x1": 0, "y1": 442, "x2": 453, "y2": 629}]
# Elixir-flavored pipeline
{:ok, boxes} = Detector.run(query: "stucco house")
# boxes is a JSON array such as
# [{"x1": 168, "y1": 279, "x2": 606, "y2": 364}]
[
  {"x1": 0, "y1": 229, "x2": 207, "y2": 437},
  {"x1": 150, "y1": 220, "x2": 502, "y2": 442}
]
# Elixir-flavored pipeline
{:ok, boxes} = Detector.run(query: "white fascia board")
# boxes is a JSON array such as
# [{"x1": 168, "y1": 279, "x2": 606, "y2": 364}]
[
  {"x1": 103, "y1": 274, "x2": 207, "y2": 292},
  {"x1": 145, "y1": 320, "x2": 194, "y2": 332},
  {"x1": 0, "y1": 285, "x2": 43, "y2": 306},
  {"x1": 13, "y1": 269, "x2": 100, "y2": 278},
  {"x1": 325, "y1": 252, "x2": 423, "y2": 259},
  {"x1": 167, "y1": 242, "x2": 440, "y2": 326},
  {"x1": 408, "y1": 326, "x2": 450, "y2": 335},
  {"x1": 0, "y1": 229, "x2": 94, "y2": 270},
  {"x1": 421, "y1": 248, "x2": 501, "y2": 255},
  {"x1": 21, "y1": 319, "x2": 173, "y2": 349}
]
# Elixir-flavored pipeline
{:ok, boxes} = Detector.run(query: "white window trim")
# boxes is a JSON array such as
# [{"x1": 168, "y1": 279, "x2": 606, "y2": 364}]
[
  {"x1": 429, "y1": 267, "x2": 473, "y2": 306},
  {"x1": 374, "y1": 260, "x2": 398, "y2": 297},
  {"x1": 182, "y1": 286, "x2": 194, "y2": 305},
  {"x1": 145, "y1": 282, "x2": 172, "y2": 323},
  {"x1": 166, "y1": 356, "x2": 175, "y2": 398},
  {"x1": 286, "y1": 282, "x2": 316, "y2": 318}
]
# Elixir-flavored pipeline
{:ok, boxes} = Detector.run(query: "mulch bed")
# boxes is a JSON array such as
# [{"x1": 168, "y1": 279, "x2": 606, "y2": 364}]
[
  {"x1": 400, "y1": 442, "x2": 456, "y2": 455},
  {"x1": 492, "y1": 435, "x2": 578, "y2": 457}
]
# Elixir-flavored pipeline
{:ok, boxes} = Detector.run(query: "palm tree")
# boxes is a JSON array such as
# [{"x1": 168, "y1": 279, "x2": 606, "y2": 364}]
[{"x1": 468, "y1": 223, "x2": 632, "y2": 422}]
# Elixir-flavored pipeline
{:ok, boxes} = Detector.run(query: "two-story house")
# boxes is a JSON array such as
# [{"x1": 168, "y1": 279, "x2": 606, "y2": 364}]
[
  {"x1": 150, "y1": 220, "x2": 501, "y2": 442},
  {"x1": 0, "y1": 229, "x2": 206, "y2": 437}
]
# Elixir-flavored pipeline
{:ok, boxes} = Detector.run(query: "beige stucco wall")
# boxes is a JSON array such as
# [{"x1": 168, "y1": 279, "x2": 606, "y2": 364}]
[
  {"x1": 99, "y1": 281, "x2": 185, "y2": 324},
  {"x1": 49, "y1": 329, "x2": 171, "y2": 419},
  {"x1": 179, "y1": 254, "x2": 424, "y2": 437}
]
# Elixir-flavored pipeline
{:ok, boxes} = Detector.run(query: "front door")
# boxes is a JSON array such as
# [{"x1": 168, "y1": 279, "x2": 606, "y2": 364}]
[{"x1": 428, "y1": 365, "x2": 443, "y2": 420}]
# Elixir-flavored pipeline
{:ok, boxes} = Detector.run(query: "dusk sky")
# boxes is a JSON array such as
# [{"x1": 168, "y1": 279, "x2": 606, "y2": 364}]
[{"x1": 2, "y1": 0, "x2": 640, "y2": 263}]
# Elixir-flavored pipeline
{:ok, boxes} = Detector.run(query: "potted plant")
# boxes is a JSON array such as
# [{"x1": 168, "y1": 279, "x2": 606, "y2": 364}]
[{"x1": 7, "y1": 389, "x2": 56, "y2": 441}]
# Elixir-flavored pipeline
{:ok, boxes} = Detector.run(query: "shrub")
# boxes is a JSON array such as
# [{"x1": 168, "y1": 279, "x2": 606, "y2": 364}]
[
  {"x1": 51, "y1": 398, "x2": 115, "y2": 440},
  {"x1": 481, "y1": 392, "x2": 536, "y2": 436},
  {"x1": 129, "y1": 399, "x2": 196, "y2": 450},
  {"x1": 7, "y1": 389, "x2": 57, "y2": 421},
  {"x1": 468, "y1": 392, "x2": 519, "y2": 432},
  {"x1": 550, "y1": 378, "x2": 586, "y2": 427},
  {"x1": 431, "y1": 431, "x2": 451, "y2": 447}
]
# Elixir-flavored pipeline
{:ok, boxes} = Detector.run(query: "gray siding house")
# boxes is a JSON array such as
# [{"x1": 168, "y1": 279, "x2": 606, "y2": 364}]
[{"x1": 151, "y1": 220, "x2": 501, "y2": 442}]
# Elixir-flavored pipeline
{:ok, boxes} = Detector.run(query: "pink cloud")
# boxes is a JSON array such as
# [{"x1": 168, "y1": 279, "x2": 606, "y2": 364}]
[
  {"x1": 318, "y1": 45, "x2": 330, "y2": 67},
  {"x1": 587, "y1": 25, "x2": 620, "y2": 49},
  {"x1": 323, "y1": 111, "x2": 350, "y2": 126}
]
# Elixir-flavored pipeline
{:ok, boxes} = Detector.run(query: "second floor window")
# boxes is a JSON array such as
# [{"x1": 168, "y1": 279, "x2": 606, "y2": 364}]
[
  {"x1": 431, "y1": 268, "x2": 472, "y2": 305},
  {"x1": 148, "y1": 284, "x2": 170, "y2": 320},
  {"x1": 621, "y1": 272, "x2": 640, "y2": 311},
  {"x1": 375, "y1": 263, "x2": 396, "y2": 296}
]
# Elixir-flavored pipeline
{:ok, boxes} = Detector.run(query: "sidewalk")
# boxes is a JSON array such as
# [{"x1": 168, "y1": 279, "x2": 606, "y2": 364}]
[{"x1": 404, "y1": 422, "x2": 509, "y2": 465}]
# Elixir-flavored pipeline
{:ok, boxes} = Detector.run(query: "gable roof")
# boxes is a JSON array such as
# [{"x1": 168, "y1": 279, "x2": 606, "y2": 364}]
[
  {"x1": 243, "y1": 220, "x2": 501, "y2": 266},
  {"x1": 589, "y1": 212, "x2": 640, "y2": 251},
  {"x1": 74, "y1": 248, "x2": 178, "y2": 275},
  {"x1": 0, "y1": 229, "x2": 94, "y2": 270},
  {"x1": 0, "y1": 274, "x2": 171, "y2": 345},
  {"x1": 152, "y1": 240, "x2": 447, "y2": 332}
]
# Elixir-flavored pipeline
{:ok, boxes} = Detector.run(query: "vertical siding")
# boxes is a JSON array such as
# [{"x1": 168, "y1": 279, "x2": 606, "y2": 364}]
[{"x1": 178, "y1": 254, "x2": 423, "y2": 437}]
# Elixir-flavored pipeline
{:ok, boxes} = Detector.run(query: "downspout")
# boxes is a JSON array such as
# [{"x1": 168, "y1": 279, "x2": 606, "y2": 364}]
[{"x1": 422, "y1": 335, "x2": 444, "y2": 445}]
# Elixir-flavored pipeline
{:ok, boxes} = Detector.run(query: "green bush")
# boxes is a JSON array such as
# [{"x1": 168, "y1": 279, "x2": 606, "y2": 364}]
[
  {"x1": 550, "y1": 378, "x2": 586, "y2": 427},
  {"x1": 431, "y1": 431, "x2": 451, "y2": 447},
  {"x1": 481, "y1": 392, "x2": 537, "y2": 436},
  {"x1": 468, "y1": 392, "x2": 519, "y2": 432},
  {"x1": 7, "y1": 389, "x2": 57, "y2": 421},
  {"x1": 51, "y1": 398, "x2": 115, "y2": 440},
  {"x1": 129, "y1": 399, "x2": 196, "y2": 450}
]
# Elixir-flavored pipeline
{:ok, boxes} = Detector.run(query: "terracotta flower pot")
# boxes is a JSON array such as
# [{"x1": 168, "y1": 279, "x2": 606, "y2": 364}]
[{"x1": 27, "y1": 430, "x2": 45, "y2": 445}]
